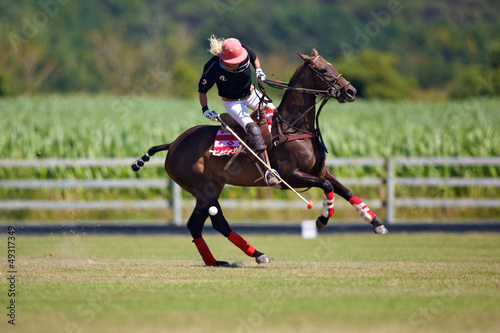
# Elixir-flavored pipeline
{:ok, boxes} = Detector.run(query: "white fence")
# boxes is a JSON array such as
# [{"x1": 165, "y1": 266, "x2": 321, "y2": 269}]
[{"x1": 1, "y1": 157, "x2": 500, "y2": 224}]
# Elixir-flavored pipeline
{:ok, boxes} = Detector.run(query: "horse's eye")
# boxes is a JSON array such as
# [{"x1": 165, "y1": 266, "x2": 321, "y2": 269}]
[{"x1": 320, "y1": 69, "x2": 328, "y2": 73}]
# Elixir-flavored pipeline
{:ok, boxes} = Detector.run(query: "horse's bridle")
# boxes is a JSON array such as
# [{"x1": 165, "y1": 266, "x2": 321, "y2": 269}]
[
  {"x1": 308, "y1": 55, "x2": 351, "y2": 98},
  {"x1": 261, "y1": 57, "x2": 351, "y2": 99},
  {"x1": 258, "y1": 58, "x2": 351, "y2": 152}
]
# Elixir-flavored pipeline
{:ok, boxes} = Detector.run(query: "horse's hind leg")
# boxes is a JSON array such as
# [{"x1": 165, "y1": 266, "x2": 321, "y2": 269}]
[
  {"x1": 209, "y1": 200, "x2": 270, "y2": 264},
  {"x1": 321, "y1": 167, "x2": 388, "y2": 234},
  {"x1": 187, "y1": 183, "x2": 270, "y2": 266},
  {"x1": 187, "y1": 201, "x2": 218, "y2": 266}
]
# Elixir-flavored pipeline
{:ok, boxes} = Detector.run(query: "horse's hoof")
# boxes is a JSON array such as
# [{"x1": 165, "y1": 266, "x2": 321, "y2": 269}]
[
  {"x1": 373, "y1": 225, "x2": 388, "y2": 234},
  {"x1": 316, "y1": 215, "x2": 328, "y2": 230},
  {"x1": 256, "y1": 254, "x2": 270, "y2": 264},
  {"x1": 214, "y1": 261, "x2": 231, "y2": 267}
]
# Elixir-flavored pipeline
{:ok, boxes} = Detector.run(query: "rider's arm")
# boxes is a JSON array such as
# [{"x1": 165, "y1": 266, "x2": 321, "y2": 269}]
[
  {"x1": 198, "y1": 57, "x2": 217, "y2": 112},
  {"x1": 199, "y1": 92, "x2": 208, "y2": 113},
  {"x1": 199, "y1": 92, "x2": 218, "y2": 121},
  {"x1": 253, "y1": 57, "x2": 266, "y2": 81},
  {"x1": 252, "y1": 57, "x2": 261, "y2": 69}
]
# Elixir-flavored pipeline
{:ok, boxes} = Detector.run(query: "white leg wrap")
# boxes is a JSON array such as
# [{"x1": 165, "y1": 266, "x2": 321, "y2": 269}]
[
  {"x1": 350, "y1": 196, "x2": 376, "y2": 224},
  {"x1": 322, "y1": 192, "x2": 334, "y2": 218}
]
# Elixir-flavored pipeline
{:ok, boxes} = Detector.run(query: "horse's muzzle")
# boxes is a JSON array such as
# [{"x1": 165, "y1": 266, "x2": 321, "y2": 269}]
[
  {"x1": 337, "y1": 85, "x2": 356, "y2": 103},
  {"x1": 344, "y1": 86, "x2": 356, "y2": 102}
]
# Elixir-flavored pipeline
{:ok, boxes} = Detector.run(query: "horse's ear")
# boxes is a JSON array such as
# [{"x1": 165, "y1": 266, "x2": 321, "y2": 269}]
[
  {"x1": 311, "y1": 48, "x2": 319, "y2": 56},
  {"x1": 297, "y1": 52, "x2": 312, "y2": 62}
]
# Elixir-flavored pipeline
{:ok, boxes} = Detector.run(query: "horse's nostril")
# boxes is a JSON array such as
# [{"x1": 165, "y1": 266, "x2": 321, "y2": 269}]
[{"x1": 346, "y1": 88, "x2": 355, "y2": 97}]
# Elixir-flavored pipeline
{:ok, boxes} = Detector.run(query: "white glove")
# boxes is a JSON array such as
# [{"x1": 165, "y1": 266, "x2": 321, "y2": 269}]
[
  {"x1": 256, "y1": 68, "x2": 266, "y2": 81},
  {"x1": 203, "y1": 110, "x2": 219, "y2": 121}
]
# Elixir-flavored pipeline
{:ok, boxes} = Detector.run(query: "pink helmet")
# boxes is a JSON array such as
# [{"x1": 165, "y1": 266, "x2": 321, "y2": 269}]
[{"x1": 220, "y1": 38, "x2": 248, "y2": 64}]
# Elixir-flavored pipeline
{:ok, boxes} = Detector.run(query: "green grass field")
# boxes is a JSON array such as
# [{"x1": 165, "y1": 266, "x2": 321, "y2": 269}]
[{"x1": 1, "y1": 232, "x2": 499, "y2": 333}]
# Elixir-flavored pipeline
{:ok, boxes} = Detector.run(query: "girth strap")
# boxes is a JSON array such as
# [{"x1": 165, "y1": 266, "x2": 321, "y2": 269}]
[
  {"x1": 272, "y1": 108, "x2": 319, "y2": 148},
  {"x1": 273, "y1": 133, "x2": 318, "y2": 147}
]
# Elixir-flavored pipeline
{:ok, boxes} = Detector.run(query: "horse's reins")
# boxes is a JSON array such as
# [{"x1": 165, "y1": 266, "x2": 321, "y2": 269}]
[
  {"x1": 217, "y1": 114, "x2": 314, "y2": 209},
  {"x1": 260, "y1": 57, "x2": 351, "y2": 99},
  {"x1": 258, "y1": 78, "x2": 323, "y2": 132},
  {"x1": 257, "y1": 58, "x2": 351, "y2": 152}
]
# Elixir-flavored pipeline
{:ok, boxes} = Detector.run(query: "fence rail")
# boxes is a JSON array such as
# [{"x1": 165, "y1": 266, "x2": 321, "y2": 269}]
[{"x1": 1, "y1": 157, "x2": 499, "y2": 224}]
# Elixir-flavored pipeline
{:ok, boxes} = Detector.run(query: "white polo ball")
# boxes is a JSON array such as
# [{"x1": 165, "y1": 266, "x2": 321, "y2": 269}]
[{"x1": 209, "y1": 206, "x2": 218, "y2": 216}]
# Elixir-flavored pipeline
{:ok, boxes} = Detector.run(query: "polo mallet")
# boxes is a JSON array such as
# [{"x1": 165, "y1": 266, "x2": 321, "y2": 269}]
[{"x1": 216, "y1": 115, "x2": 313, "y2": 209}]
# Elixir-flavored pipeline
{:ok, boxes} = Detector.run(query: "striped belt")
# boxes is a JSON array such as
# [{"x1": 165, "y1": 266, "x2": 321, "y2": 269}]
[{"x1": 221, "y1": 86, "x2": 254, "y2": 102}]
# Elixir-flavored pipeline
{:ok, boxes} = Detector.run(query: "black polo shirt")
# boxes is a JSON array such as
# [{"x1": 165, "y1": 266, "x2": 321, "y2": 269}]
[{"x1": 198, "y1": 45, "x2": 257, "y2": 100}]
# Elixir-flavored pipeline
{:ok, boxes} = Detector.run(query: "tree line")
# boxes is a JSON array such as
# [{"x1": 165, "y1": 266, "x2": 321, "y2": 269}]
[{"x1": 0, "y1": 0, "x2": 499, "y2": 99}]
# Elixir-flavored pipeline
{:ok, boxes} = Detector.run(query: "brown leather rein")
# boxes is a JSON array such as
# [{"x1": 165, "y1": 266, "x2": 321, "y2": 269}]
[{"x1": 257, "y1": 63, "x2": 350, "y2": 152}]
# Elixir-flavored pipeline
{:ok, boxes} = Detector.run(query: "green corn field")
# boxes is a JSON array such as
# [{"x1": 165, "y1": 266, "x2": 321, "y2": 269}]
[
  {"x1": 0, "y1": 95, "x2": 499, "y2": 222},
  {"x1": 1, "y1": 95, "x2": 499, "y2": 160}
]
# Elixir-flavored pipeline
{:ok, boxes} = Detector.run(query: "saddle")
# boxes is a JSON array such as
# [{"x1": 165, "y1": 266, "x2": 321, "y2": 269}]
[{"x1": 212, "y1": 107, "x2": 274, "y2": 157}]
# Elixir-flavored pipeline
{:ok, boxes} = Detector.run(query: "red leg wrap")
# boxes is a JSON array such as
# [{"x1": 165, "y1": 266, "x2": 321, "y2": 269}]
[
  {"x1": 192, "y1": 238, "x2": 217, "y2": 266},
  {"x1": 349, "y1": 196, "x2": 362, "y2": 205},
  {"x1": 266, "y1": 108, "x2": 275, "y2": 132},
  {"x1": 349, "y1": 196, "x2": 376, "y2": 223},
  {"x1": 322, "y1": 190, "x2": 335, "y2": 218},
  {"x1": 265, "y1": 108, "x2": 275, "y2": 126},
  {"x1": 228, "y1": 231, "x2": 255, "y2": 257}
]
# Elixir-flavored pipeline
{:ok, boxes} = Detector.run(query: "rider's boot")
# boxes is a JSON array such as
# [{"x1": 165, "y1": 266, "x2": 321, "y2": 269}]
[{"x1": 245, "y1": 122, "x2": 280, "y2": 186}]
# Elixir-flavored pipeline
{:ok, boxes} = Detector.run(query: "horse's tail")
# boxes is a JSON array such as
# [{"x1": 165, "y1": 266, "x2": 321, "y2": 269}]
[{"x1": 131, "y1": 143, "x2": 171, "y2": 172}]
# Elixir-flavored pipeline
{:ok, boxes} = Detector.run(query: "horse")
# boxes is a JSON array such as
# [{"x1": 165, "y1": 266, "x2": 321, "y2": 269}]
[{"x1": 132, "y1": 48, "x2": 388, "y2": 267}]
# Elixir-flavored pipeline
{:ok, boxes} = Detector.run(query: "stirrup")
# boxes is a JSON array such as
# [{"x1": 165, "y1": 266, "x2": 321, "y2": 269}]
[{"x1": 265, "y1": 169, "x2": 281, "y2": 187}]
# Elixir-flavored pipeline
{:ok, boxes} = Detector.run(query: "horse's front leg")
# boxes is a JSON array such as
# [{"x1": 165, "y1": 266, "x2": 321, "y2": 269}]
[
  {"x1": 284, "y1": 170, "x2": 336, "y2": 227},
  {"x1": 320, "y1": 167, "x2": 388, "y2": 234}
]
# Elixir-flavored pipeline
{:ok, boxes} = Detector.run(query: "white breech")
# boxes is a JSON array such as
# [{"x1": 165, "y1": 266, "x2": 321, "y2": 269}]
[{"x1": 222, "y1": 88, "x2": 276, "y2": 132}]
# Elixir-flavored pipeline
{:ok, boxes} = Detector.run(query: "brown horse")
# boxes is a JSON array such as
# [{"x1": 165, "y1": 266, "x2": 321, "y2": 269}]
[{"x1": 132, "y1": 49, "x2": 388, "y2": 266}]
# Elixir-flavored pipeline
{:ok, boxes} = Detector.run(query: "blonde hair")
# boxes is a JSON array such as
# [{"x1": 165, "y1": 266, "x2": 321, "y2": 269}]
[{"x1": 208, "y1": 34, "x2": 225, "y2": 56}]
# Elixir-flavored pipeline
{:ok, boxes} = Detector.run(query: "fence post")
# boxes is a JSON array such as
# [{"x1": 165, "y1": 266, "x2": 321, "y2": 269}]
[
  {"x1": 171, "y1": 181, "x2": 182, "y2": 225},
  {"x1": 386, "y1": 157, "x2": 396, "y2": 224}
]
